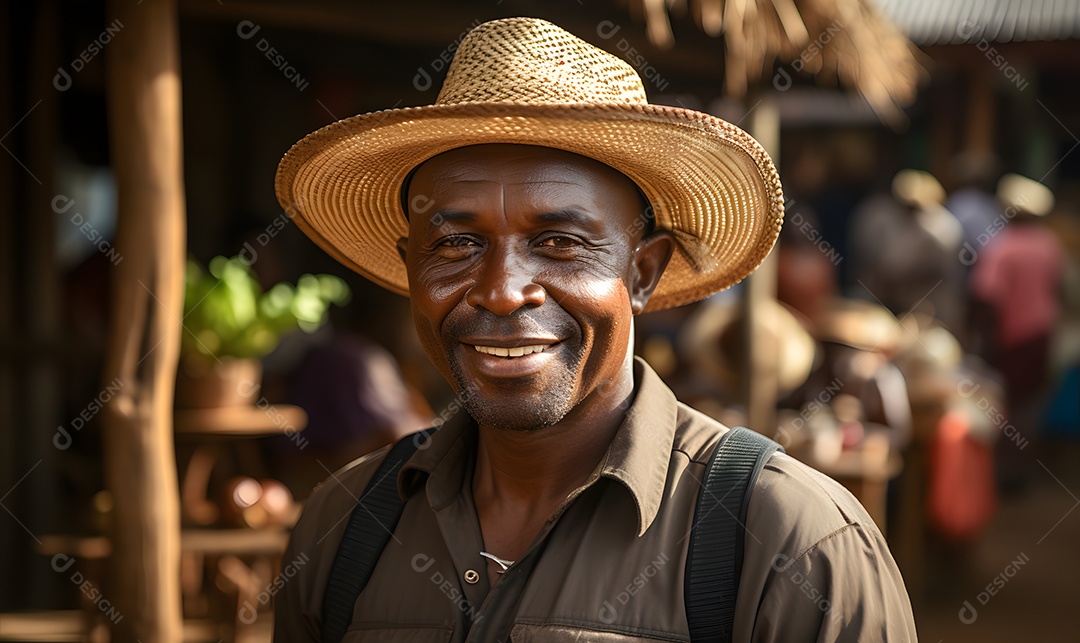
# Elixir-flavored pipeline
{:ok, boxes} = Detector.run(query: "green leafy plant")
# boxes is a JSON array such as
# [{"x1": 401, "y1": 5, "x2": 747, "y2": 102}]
[{"x1": 181, "y1": 255, "x2": 351, "y2": 362}]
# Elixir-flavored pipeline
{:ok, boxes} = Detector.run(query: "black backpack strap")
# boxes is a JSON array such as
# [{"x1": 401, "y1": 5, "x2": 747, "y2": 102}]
[
  {"x1": 321, "y1": 428, "x2": 435, "y2": 643},
  {"x1": 685, "y1": 427, "x2": 784, "y2": 642}
]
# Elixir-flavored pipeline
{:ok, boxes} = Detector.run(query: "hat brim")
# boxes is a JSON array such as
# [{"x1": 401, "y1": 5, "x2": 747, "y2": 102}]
[{"x1": 275, "y1": 102, "x2": 784, "y2": 312}]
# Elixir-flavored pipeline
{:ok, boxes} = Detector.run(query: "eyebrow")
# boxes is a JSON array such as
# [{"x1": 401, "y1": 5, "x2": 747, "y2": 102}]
[
  {"x1": 533, "y1": 208, "x2": 598, "y2": 226},
  {"x1": 532, "y1": 209, "x2": 610, "y2": 237},
  {"x1": 423, "y1": 209, "x2": 476, "y2": 228}
]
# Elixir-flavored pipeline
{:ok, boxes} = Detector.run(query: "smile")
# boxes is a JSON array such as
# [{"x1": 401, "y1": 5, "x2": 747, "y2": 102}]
[{"x1": 473, "y1": 344, "x2": 550, "y2": 358}]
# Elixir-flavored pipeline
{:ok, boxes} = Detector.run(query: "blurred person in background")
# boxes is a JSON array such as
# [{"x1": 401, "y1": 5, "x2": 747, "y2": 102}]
[
  {"x1": 969, "y1": 174, "x2": 1064, "y2": 490},
  {"x1": 262, "y1": 292, "x2": 434, "y2": 498},
  {"x1": 777, "y1": 208, "x2": 913, "y2": 460},
  {"x1": 850, "y1": 169, "x2": 966, "y2": 333},
  {"x1": 948, "y1": 151, "x2": 1002, "y2": 260}
]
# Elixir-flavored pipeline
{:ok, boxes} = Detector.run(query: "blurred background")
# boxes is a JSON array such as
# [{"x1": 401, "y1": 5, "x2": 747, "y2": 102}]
[{"x1": 1, "y1": 0, "x2": 1078, "y2": 641}]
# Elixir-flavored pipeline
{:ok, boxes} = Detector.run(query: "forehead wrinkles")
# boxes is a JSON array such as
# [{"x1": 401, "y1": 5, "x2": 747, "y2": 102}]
[
  {"x1": 409, "y1": 146, "x2": 643, "y2": 231},
  {"x1": 422, "y1": 179, "x2": 604, "y2": 229},
  {"x1": 418, "y1": 146, "x2": 604, "y2": 188}
]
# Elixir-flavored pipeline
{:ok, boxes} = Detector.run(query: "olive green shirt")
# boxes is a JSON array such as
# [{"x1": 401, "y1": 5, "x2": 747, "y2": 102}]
[{"x1": 275, "y1": 359, "x2": 917, "y2": 641}]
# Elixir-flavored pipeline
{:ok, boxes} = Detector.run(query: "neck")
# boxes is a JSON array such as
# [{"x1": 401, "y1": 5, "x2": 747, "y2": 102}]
[{"x1": 472, "y1": 359, "x2": 636, "y2": 512}]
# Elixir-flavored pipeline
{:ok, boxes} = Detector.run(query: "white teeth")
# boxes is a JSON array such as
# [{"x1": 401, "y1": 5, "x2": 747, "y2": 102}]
[{"x1": 473, "y1": 344, "x2": 549, "y2": 357}]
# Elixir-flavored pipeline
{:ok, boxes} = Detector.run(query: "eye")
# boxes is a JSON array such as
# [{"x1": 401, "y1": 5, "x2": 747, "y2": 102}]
[
  {"x1": 438, "y1": 236, "x2": 479, "y2": 248},
  {"x1": 432, "y1": 235, "x2": 482, "y2": 259},
  {"x1": 539, "y1": 235, "x2": 579, "y2": 248}
]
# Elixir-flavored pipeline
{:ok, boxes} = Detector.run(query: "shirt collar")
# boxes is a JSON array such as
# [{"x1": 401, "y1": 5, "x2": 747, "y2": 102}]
[
  {"x1": 398, "y1": 357, "x2": 680, "y2": 536},
  {"x1": 597, "y1": 357, "x2": 680, "y2": 536}
]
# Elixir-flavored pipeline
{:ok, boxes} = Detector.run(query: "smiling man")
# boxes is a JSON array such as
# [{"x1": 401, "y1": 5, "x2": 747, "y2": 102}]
[{"x1": 273, "y1": 17, "x2": 916, "y2": 643}]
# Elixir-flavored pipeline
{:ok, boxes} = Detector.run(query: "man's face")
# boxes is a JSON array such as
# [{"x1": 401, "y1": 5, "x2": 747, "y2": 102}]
[{"x1": 401, "y1": 144, "x2": 672, "y2": 431}]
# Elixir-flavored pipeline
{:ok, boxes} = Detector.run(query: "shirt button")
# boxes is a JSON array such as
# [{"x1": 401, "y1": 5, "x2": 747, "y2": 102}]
[{"x1": 463, "y1": 569, "x2": 480, "y2": 584}]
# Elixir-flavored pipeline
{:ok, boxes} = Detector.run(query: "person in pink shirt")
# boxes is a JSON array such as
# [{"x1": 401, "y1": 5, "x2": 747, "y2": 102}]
[
  {"x1": 971, "y1": 174, "x2": 1063, "y2": 396},
  {"x1": 970, "y1": 173, "x2": 1064, "y2": 489}
]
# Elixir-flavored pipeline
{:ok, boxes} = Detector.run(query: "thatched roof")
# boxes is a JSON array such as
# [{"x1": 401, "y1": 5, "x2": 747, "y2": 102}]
[{"x1": 627, "y1": 0, "x2": 925, "y2": 126}]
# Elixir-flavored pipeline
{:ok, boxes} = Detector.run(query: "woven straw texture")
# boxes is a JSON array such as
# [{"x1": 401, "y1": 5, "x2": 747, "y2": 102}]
[{"x1": 275, "y1": 17, "x2": 785, "y2": 312}]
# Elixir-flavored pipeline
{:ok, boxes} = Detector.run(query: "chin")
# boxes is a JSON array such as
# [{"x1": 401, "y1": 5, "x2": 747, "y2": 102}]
[
  {"x1": 445, "y1": 341, "x2": 583, "y2": 431},
  {"x1": 450, "y1": 366, "x2": 578, "y2": 432},
  {"x1": 460, "y1": 393, "x2": 572, "y2": 432}
]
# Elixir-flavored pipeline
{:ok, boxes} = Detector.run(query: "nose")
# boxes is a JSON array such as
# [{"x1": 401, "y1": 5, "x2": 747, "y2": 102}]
[{"x1": 465, "y1": 244, "x2": 546, "y2": 316}]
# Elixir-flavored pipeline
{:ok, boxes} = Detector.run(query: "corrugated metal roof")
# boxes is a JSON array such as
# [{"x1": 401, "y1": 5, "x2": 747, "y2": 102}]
[{"x1": 872, "y1": 0, "x2": 1080, "y2": 45}]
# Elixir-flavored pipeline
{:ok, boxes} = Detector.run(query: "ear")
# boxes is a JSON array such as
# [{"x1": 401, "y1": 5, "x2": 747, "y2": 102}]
[
  {"x1": 396, "y1": 236, "x2": 409, "y2": 265},
  {"x1": 629, "y1": 231, "x2": 674, "y2": 314}
]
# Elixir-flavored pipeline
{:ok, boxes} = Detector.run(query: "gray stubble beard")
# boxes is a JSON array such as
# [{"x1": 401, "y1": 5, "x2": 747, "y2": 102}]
[{"x1": 447, "y1": 348, "x2": 582, "y2": 432}]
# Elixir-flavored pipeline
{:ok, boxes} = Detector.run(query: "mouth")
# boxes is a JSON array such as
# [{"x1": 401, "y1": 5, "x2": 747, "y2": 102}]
[
  {"x1": 472, "y1": 343, "x2": 552, "y2": 358},
  {"x1": 459, "y1": 338, "x2": 563, "y2": 378}
]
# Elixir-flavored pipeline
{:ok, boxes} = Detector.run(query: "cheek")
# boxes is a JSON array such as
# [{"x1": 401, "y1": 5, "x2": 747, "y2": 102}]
[
  {"x1": 537, "y1": 247, "x2": 633, "y2": 301},
  {"x1": 576, "y1": 283, "x2": 635, "y2": 387},
  {"x1": 572, "y1": 273, "x2": 623, "y2": 302},
  {"x1": 408, "y1": 247, "x2": 474, "y2": 313},
  {"x1": 409, "y1": 302, "x2": 443, "y2": 368},
  {"x1": 408, "y1": 266, "x2": 470, "y2": 369},
  {"x1": 544, "y1": 271, "x2": 633, "y2": 352}
]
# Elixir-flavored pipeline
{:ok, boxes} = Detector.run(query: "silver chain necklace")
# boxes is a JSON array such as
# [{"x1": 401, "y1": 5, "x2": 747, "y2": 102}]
[{"x1": 479, "y1": 551, "x2": 515, "y2": 574}]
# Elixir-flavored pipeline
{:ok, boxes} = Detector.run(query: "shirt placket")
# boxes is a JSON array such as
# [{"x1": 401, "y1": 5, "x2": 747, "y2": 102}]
[{"x1": 457, "y1": 472, "x2": 606, "y2": 642}]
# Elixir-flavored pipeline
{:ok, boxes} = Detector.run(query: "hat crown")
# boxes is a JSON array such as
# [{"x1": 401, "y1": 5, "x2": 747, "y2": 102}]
[{"x1": 435, "y1": 17, "x2": 648, "y2": 106}]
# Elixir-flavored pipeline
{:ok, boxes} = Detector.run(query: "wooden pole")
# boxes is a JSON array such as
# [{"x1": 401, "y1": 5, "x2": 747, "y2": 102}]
[
  {"x1": 744, "y1": 95, "x2": 781, "y2": 435},
  {"x1": 102, "y1": 0, "x2": 185, "y2": 640}
]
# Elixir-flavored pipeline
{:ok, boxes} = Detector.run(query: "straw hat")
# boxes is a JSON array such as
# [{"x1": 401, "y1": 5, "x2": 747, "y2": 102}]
[
  {"x1": 998, "y1": 173, "x2": 1055, "y2": 217},
  {"x1": 275, "y1": 17, "x2": 784, "y2": 311}
]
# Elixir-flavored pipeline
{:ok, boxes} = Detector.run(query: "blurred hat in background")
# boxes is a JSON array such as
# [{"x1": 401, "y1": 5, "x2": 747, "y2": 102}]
[
  {"x1": 892, "y1": 169, "x2": 947, "y2": 208},
  {"x1": 816, "y1": 298, "x2": 912, "y2": 356},
  {"x1": 681, "y1": 299, "x2": 816, "y2": 399},
  {"x1": 998, "y1": 173, "x2": 1055, "y2": 216}
]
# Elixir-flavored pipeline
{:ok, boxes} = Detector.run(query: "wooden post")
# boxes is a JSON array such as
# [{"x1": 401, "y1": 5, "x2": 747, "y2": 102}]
[
  {"x1": 744, "y1": 95, "x2": 781, "y2": 435},
  {"x1": 965, "y1": 69, "x2": 996, "y2": 155},
  {"x1": 101, "y1": 0, "x2": 186, "y2": 640}
]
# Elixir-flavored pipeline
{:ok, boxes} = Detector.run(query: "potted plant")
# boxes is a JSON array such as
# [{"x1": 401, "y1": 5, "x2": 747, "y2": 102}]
[{"x1": 175, "y1": 255, "x2": 350, "y2": 408}]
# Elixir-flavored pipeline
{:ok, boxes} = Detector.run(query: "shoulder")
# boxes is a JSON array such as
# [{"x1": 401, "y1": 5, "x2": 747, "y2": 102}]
[
  {"x1": 291, "y1": 445, "x2": 393, "y2": 555},
  {"x1": 738, "y1": 452, "x2": 917, "y2": 640},
  {"x1": 276, "y1": 446, "x2": 393, "y2": 630},
  {"x1": 670, "y1": 401, "x2": 732, "y2": 464},
  {"x1": 749, "y1": 452, "x2": 877, "y2": 557},
  {"x1": 671, "y1": 402, "x2": 874, "y2": 552}
]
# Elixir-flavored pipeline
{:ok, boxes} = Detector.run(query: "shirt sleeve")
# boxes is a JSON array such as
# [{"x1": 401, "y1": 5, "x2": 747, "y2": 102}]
[
  {"x1": 273, "y1": 515, "x2": 322, "y2": 642},
  {"x1": 751, "y1": 524, "x2": 918, "y2": 642},
  {"x1": 735, "y1": 454, "x2": 918, "y2": 642}
]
